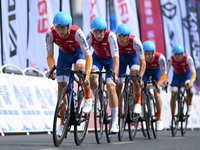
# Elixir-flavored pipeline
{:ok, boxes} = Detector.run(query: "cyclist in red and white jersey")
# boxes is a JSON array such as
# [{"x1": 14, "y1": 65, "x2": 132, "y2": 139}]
[
  {"x1": 167, "y1": 44, "x2": 196, "y2": 116},
  {"x1": 86, "y1": 17, "x2": 119, "y2": 133},
  {"x1": 142, "y1": 41, "x2": 168, "y2": 131},
  {"x1": 115, "y1": 24, "x2": 146, "y2": 115},
  {"x1": 46, "y1": 12, "x2": 93, "y2": 136}
]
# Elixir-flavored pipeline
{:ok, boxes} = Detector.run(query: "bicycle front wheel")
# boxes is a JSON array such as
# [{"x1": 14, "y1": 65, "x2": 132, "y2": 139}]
[
  {"x1": 143, "y1": 94, "x2": 152, "y2": 139},
  {"x1": 74, "y1": 89, "x2": 90, "y2": 145},
  {"x1": 104, "y1": 90, "x2": 112, "y2": 143},
  {"x1": 94, "y1": 90, "x2": 104, "y2": 144},
  {"x1": 53, "y1": 87, "x2": 71, "y2": 147},
  {"x1": 118, "y1": 92, "x2": 127, "y2": 141},
  {"x1": 181, "y1": 96, "x2": 188, "y2": 136},
  {"x1": 128, "y1": 93, "x2": 138, "y2": 141},
  {"x1": 171, "y1": 95, "x2": 179, "y2": 137},
  {"x1": 150, "y1": 94, "x2": 158, "y2": 139}
]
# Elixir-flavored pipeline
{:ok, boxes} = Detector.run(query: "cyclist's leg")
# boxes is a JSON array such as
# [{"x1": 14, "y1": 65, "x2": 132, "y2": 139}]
[
  {"x1": 105, "y1": 59, "x2": 119, "y2": 133},
  {"x1": 184, "y1": 71, "x2": 193, "y2": 115},
  {"x1": 116, "y1": 55, "x2": 128, "y2": 101},
  {"x1": 90, "y1": 53, "x2": 103, "y2": 96},
  {"x1": 129, "y1": 52, "x2": 141, "y2": 113},
  {"x1": 151, "y1": 68, "x2": 164, "y2": 130},
  {"x1": 152, "y1": 69, "x2": 161, "y2": 116},
  {"x1": 73, "y1": 49, "x2": 93, "y2": 113},
  {"x1": 56, "y1": 49, "x2": 73, "y2": 134},
  {"x1": 170, "y1": 72, "x2": 181, "y2": 115}
]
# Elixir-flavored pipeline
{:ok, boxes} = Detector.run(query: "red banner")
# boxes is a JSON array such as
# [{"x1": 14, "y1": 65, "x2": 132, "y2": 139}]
[{"x1": 138, "y1": 0, "x2": 166, "y2": 56}]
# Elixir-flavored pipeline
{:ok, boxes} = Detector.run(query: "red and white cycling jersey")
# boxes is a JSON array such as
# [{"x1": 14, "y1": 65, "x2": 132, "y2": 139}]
[
  {"x1": 46, "y1": 25, "x2": 90, "y2": 56},
  {"x1": 146, "y1": 52, "x2": 167, "y2": 73},
  {"x1": 118, "y1": 35, "x2": 144, "y2": 60},
  {"x1": 86, "y1": 29, "x2": 119, "y2": 59},
  {"x1": 167, "y1": 54, "x2": 196, "y2": 75}
]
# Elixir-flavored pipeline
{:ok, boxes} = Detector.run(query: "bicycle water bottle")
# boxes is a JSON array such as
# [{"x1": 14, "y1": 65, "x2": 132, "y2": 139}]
[
  {"x1": 150, "y1": 99, "x2": 154, "y2": 116},
  {"x1": 73, "y1": 92, "x2": 78, "y2": 108}
]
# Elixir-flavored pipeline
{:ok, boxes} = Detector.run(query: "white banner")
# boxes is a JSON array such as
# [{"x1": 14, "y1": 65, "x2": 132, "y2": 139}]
[
  {"x1": 0, "y1": 73, "x2": 58, "y2": 132},
  {"x1": 83, "y1": 0, "x2": 106, "y2": 35},
  {"x1": 160, "y1": 0, "x2": 184, "y2": 81},
  {"x1": 1, "y1": 0, "x2": 28, "y2": 69},
  {"x1": 179, "y1": 0, "x2": 191, "y2": 56},
  {"x1": 113, "y1": 0, "x2": 140, "y2": 38},
  {"x1": 61, "y1": 0, "x2": 71, "y2": 13},
  {"x1": 27, "y1": 0, "x2": 70, "y2": 71}
]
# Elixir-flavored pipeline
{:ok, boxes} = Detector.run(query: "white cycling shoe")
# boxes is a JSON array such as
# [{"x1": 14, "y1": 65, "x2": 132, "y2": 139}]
[
  {"x1": 110, "y1": 122, "x2": 119, "y2": 134},
  {"x1": 133, "y1": 103, "x2": 142, "y2": 114},
  {"x1": 157, "y1": 120, "x2": 164, "y2": 131},
  {"x1": 82, "y1": 98, "x2": 92, "y2": 113},
  {"x1": 56, "y1": 125, "x2": 64, "y2": 137}
]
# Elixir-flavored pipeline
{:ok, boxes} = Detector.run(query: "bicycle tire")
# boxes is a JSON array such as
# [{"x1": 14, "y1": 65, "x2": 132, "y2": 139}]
[
  {"x1": 181, "y1": 96, "x2": 188, "y2": 136},
  {"x1": 104, "y1": 90, "x2": 112, "y2": 143},
  {"x1": 74, "y1": 89, "x2": 90, "y2": 145},
  {"x1": 150, "y1": 94, "x2": 158, "y2": 139},
  {"x1": 171, "y1": 95, "x2": 179, "y2": 137},
  {"x1": 94, "y1": 89, "x2": 104, "y2": 144},
  {"x1": 53, "y1": 87, "x2": 71, "y2": 147},
  {"x1": 141, "y1": 93, "x2": 147, "y2": 137},
  {"x1": 128, "y1": 93, "x2": 138, "y2": 141},
  {"x1": 143, "y1": 94, "x2": 152, "y2": 139},
  {"x1": 118, "y1": 92, "x2": 127, "y2": 141}
]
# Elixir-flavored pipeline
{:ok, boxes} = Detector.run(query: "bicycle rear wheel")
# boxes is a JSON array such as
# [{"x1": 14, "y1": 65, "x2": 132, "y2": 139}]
[
  {"x1": 118, "y1": 92, "x2": 127, "y2": 141},
  {"x1": 53, "y1": 87, "x2": 71, "y2": 147},
  {"x1": 74, "y1": 89, "x2": 90, "y2": 145},
  {"x1": 94, "y1": 90, "x2": 104, "y2": 144},
  {"x1": 128, "y1": 94, "x2": 138, "y2": 141},
  {"x1": 181, "y1": 96, "x2": 188, "y2": 136},
  {"x1": 104, "y1": 91, "x2": 112, "y2": 143},
  {"x1": 171, "y1": 95, "x2": 179, "y2": 137}
]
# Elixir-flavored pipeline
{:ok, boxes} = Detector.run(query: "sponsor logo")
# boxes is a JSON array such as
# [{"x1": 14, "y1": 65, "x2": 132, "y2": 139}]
[
  {"x1": 78, "y1": 34, "x2": 87, "y2": 48},
  {"x1": 8, "y1": 1, "x2": 17, "y2": 57},
  {"x1": 102, "y1": 43, "x2": 107, "y2": 45},
  {"x1": 161, "y1": 2, "x2": 176, "y2": 19},
  {"x1": 110, "y1": 35, "x2": 117, "y2": 49}
]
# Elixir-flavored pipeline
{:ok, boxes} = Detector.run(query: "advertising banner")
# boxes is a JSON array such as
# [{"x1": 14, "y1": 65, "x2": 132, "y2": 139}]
[
  {"x1": 186, "y1": 0, "x2": 200, "y2": 90},
  {"x1": 113, "y1": 0, "x2": 140, "y2": 38},
  {"x1": 83, "y1": 0, "x2": 106, "y2": 35},
  {"x1": 27, "y1": 0, "x2": 70, "y2": 71},
  {"x1": 1, "y1": 0, "x2": 28, "y2": 69},
  {"x1": 138, "y1": 0, "x2": 166, "y2": 56}
]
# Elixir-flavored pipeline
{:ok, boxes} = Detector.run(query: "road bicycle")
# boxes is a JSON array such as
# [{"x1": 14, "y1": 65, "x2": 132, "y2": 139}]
[
  {"x1": 140, "y1": 80, "x2": 158, "y2": 139},
  {"x1": 90, "y1": 70, "x2": 115, "y2": 144},
  {"x1": 49, "y1": 65, "x2": 90, "y2": 146},
  {"x1": 118, "y1": 74, "x2": 140, "y2": 141},
  {"x1": 170, "y1": 83, "x2": 189, "y2": 137}
]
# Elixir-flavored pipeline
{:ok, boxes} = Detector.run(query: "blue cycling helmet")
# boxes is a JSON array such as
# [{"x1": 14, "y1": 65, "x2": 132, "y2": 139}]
[
  {"x1": 172, "y1": 44, "x2": 184, "y2": 54},
  {"x1": 116, "y1": 24, "x2": 131, "y2": 35},
  {"x1": 91, "y1": 17, "x2": 107, "y2": 30},
  {"x1": 53, "y1": 11, "x2": 72, "y2": 28},
  {"x1": 143, "y1": 41, "x2": 156, "y2": 53}
]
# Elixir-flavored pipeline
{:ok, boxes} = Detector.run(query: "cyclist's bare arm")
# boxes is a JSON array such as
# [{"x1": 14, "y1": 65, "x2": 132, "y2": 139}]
[
  {"x1": 186, "y1": 56, "x2": 196, "y2": 88},
  {"x1": 46, "y1": 30, "x2": 56, "y2": 79},
  {"x1": 157, "y1": 54, "x2": 168, "y2": 87}
]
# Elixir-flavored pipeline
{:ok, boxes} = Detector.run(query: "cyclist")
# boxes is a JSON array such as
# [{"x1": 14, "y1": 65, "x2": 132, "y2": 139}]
[
  {"x1": 115, "y1": 24, "x2": 146, "y2": 115},
  {"x1": 142, "y1": 41, "x2": 168, "y2": 131},
  {"x1": 86, "y1": 17, "x2": 119, "y2": 133},
  {"x1": 46, "y1": 12, "x2": 93, "y2": 136},
  {"x1": 167, "y1": 44, "x2": 196, "y2": 117}
]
